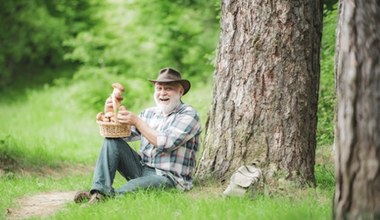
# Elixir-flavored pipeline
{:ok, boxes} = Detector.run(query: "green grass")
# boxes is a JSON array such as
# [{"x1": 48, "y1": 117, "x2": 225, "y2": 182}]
[
  {"x1": 317, "y1": 6, "x2": 338, "y2": 147},
  {"x1": 0, "y1": 85, "x2": 103, "y2": 167},
  {"x1": 0, "y1": 172, "x2": 332, "y2": 220},
  {"x1": 0, "y1": 77, "x2": 214, "y2": 167},
  {"x1": 0, "y1": 5, "x2": 337, "y2": 220},
  {"x1": 0, "y1": 77, "x2": 335, "y2": 219},
  {"x1": 0, "y1": 78, "x2": 335, "y2": 220},
  {"x1": 57, "y1": 190, "x2": 332, "y2": 220},
  {"x1": 0, "y1": 172, "x2": 93, "y2": 220}
]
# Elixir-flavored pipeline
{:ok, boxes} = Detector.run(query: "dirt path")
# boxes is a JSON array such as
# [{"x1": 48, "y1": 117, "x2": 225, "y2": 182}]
[
  {"x1": 6, "y1": 191, "x2": 77, "y2": 220},
  {"x1": 4, "y1": 187, "x2": 225, "y2": 219}
]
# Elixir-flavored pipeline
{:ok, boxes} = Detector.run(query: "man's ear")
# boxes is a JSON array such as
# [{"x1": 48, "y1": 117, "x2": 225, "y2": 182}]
[{"x1": 178, "y1": 86, "x2": 184, "y2": 96}]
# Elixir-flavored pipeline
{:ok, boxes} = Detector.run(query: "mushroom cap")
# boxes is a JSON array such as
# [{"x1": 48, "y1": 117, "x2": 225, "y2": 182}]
[
  {"x1": 112, "y1": 83, "x2": 125, "y2": 92},
  {"x1": 114, "y1": 94, "x2": 123, "y2": 100},
  {"x1": 105, "y1": 112, "x2": 114, "y2": 118},
  {"x1": 96, "y1": 112, "x2": 104, "y2": 121}
]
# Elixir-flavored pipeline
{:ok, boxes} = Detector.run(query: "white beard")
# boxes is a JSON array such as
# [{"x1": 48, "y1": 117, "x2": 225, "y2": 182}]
[{"x1": 154, "y1": 93, "x2": 181, "y2": 114}]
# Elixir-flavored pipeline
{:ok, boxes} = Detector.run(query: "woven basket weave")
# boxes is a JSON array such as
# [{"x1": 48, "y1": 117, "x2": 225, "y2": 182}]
[{"x1": 97, "y1": 121, "x2": 131, "y2": 138}]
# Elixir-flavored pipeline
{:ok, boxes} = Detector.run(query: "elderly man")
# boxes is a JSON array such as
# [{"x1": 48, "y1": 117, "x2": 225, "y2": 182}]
[{"x1": 74, "y1": 67, "x2": 202, "y2": 204}]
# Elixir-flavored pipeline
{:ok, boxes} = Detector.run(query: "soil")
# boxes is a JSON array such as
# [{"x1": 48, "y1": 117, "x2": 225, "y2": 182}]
[
  {"x1": 6, "y1": 191, "x2": 77, "y2": 220},
  {"x1": 2, "y1": 164, "x2": 93, "y2": 220}
]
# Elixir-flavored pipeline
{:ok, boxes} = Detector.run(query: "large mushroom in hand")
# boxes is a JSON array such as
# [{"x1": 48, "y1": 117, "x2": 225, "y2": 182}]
[{"x1": 111, "y1": 83, "x2": 125, "y2": 122}]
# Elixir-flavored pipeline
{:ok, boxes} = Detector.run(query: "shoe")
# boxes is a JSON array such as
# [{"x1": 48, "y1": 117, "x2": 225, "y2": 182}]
[
  {"x1": 74, "y1": 191, "x2": 90, "y2": 203},
  {"x1": 88, "y1": 192, "x2": 105, "y2": 204}
]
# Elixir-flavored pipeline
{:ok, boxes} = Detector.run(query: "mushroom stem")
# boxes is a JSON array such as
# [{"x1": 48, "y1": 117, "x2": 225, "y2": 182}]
[{"x1": 111, "y1": 83, "x2": 125, "y2": 123}]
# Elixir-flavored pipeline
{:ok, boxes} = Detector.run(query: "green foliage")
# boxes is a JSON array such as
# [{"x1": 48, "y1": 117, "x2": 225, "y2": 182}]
[
  {"x1": 315, "y1": 164, "x2": 335, "y2": 189},
  {"x1": 63, "y1": 0, "x2": 220, "y2": 84},
  {"x1": 132, "y1": 0, "x2": 220, "y2": 80},
  {"x1": 317, "y1": 5, "x2": 338, "y2": 147},
  {"x1": 182, "y1": 81, "x2": 213, "y2": 128},
  {"x1": 0, "y1": 0, "x2": 105, "y2": 88},
  {"x1": 323, "y1": 0, "x2": 339, "y2": 13},
  {"x1": 60, "y1": 68, "x2": 153, "y2": 113},
  {"x1": 0, "y1": 0, "x2": 220, "y2": 114}
]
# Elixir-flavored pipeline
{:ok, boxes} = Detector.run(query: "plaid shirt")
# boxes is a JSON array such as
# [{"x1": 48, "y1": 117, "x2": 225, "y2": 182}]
[{"x1": 123, "y1": 103, "x2": 202, "y2": 191}]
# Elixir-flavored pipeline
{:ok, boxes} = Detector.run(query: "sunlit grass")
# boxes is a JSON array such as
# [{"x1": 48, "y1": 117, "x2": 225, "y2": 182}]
[
  {"x1": 0, "y1": 86, "x2": 103, "y2": 166},
  {"x1": 58, "y1": 186, "x2": 332, "y2": 220},
  {"x1": 0, "y1": 76, "x2": 213, "y2": 167},
  {"x1": 0, "y1": 77, "x2": 334, "y2": 219},
  {"x1": 0, "y1": 6, "x2": 338, "y2": 220},
  {"x1": 3, "y1": 158, "x2": 333, "y2": 220},
  {"x1": 0, "y1": 169, "x2": 333, "y2": 220}
]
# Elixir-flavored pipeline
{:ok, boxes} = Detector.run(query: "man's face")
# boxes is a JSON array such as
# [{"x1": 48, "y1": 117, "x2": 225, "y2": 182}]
[{"x1": 154, "y1": 82, "x2": 183, "y2": 114}]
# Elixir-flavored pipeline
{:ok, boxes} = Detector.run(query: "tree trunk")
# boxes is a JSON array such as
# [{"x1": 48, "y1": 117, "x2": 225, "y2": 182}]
[
  {"x1": 196, "y1": 0, "x2": 323, "y2": 188},
  {"x1": 334, "y1": 1, "x2": 380, "y2": 219}
]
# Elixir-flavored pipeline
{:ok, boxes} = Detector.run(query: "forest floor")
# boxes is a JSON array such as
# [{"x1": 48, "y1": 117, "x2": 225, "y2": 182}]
[
  {"x1": 3, "y1": 165, "x2": 93, "y2": 219},
  {"x1": 3, "y1": 145, "x2": 334, "y2": 219},
  {"x1": 3, "y1": 165, "x2": 224, "y2": 219}
]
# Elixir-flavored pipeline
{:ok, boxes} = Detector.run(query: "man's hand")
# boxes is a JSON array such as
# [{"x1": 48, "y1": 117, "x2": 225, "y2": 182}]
[
  {"x1": 118, "y1": 106, "x2": 158, "y2": 146},
  {"x1": 117, "y1": 107, "x2": 138, "y2": 125}
]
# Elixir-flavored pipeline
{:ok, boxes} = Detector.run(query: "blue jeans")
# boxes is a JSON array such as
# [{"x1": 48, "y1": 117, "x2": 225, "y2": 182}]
[{"x1": 91, "y1": 138, "x2": 175, "y2": 196}]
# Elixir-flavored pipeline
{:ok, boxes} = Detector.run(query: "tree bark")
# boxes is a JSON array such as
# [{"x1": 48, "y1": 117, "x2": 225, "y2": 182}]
[
  {"x1": 334, "y1": 1, "x2": 380, "y2": 219},
  {"x1": 196, "y1": 0, "x2": 323, "y2": 187}
]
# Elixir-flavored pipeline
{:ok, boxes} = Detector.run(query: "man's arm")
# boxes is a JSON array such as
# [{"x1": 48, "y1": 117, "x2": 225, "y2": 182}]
[
  {"x1": 117, "y1": 106, "x2": 201, "y2": 151},
  {"x1": 117, "y1": 109, "x2": 158, "y2": 146},
  {"x1": 133, "y1": 117, "x2": 158, "y2": 146}
]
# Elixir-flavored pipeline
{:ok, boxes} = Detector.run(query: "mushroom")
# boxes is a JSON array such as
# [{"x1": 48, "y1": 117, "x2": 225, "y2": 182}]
[
  {"x1": 96, "y1": 112, "x2": 104, "y2": 121},
  {"x1": 111, "y1": 83, "x2": 125, "y2": 122},
  {"x1": 104, "y1": 112, "x2": 114, "y2": 118},
  {"x1": 112, "y1": 83, "x2": 125, "y2": 100},
  {"x1": 103, "y1": 112, "x2": 114, "y2": 122},
  {"x1": 104, "y1": 97, "x2": 113, "y2": 114}
]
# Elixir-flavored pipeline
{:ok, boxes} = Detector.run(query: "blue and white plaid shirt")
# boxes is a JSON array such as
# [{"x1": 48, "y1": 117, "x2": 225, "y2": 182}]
[{"x1": 123, "y1": 103, "x2": 202, "y2": 191}]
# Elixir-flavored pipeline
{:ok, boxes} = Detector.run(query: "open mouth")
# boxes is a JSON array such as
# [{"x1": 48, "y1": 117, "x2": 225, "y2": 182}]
[{"x1": 159, "y1": 98, "x2": 170, "y2": 102}]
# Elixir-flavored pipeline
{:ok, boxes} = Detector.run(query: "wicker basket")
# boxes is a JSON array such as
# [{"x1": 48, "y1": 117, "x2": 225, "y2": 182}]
[{"x1": 97, "y1": 120, "x2": 131, "y2": 138}]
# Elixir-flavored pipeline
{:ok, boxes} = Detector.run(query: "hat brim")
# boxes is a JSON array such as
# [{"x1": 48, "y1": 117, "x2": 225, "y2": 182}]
[{"x1": 149, "y1": 79, "x2": 191, "y2": 95}]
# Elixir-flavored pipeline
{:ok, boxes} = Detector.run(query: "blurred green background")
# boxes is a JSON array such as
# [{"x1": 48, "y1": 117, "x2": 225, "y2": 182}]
[
  {"x1": 0, "y1": 0, "x2": 220, "y2": 167},
  {"x1": 0, "y1": 0, "x2": 220, "y2": 101}
]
